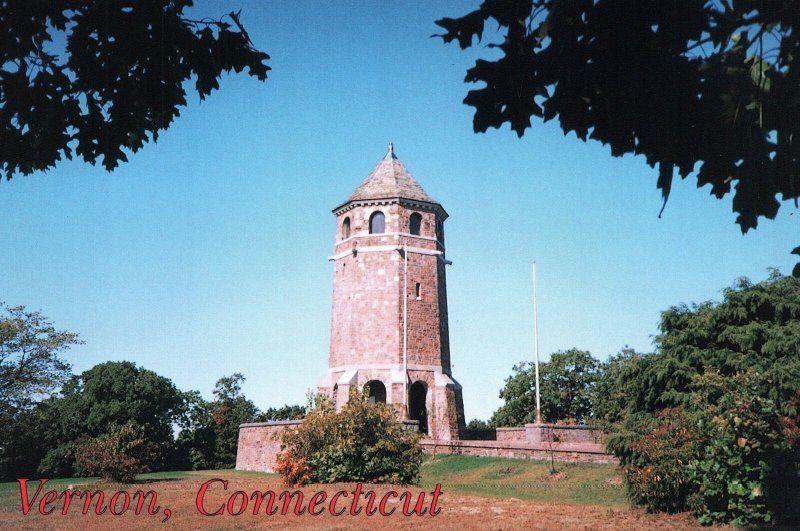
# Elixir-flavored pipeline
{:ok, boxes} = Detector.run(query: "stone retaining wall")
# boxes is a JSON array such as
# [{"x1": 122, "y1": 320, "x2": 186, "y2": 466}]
[
  {"x1": 524, "y1": 424, "x2": 604, "y2": 445},
  {"x1": 236, "y1": 420, "x2": 303, "y2": 473},
  {"x1": 236, "y1": 421, "x2": 615, "y2": 472},
  {"x1": 421, "y1": 439, "x2": 617, "y2": 465}
]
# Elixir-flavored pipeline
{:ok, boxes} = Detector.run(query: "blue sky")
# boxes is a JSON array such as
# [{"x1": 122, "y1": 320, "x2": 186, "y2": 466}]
[{"x1": 1, "y1": 1, "x2": 797, "y2": 421}]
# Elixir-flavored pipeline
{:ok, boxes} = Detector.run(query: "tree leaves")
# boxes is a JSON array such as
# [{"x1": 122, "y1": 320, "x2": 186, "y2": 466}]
[
  {"x1": 1, "y1": 1, "x2": 270, "y2": 178},
  {"x1": 437, "y1": 1, "x2": 800, "y2": 271},
  {"x1": 0, "y1": 302, "x2": 81, "y2": 419},
  {"x1": 490, "y1": 348, "x2": 601, "y2": 425}
]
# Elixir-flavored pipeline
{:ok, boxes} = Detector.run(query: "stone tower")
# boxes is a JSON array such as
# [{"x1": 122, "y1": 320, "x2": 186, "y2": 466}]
[{"x1": 319, "y1": 144, "x2": 465, "y2": 440}]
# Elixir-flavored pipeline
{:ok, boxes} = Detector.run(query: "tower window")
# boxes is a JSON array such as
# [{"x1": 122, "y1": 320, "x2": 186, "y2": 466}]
[
  {"x1": 415, "y1": 282, "x2": 421, "y2": 299},
  {"x1": 369, "y1": 211, "x2": 385, "y2": 234},
  {"x1": 409, "y1": 213, "x2": 422, "y2": 236},
  {"x1": 342, "y1": 217, "x2": 350, "y2": 239}
]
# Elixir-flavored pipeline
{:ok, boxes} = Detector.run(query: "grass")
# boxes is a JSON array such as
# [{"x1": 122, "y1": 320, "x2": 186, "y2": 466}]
[
  {"x1": 1, "y1": 460, "x2": 709, "y2": 530},
  {"x1": 1, "y1": 456, "x2": 625, "y2": 511},
  {"x1": 419, "y1": 455, "x2": 626, "y2": 507}
]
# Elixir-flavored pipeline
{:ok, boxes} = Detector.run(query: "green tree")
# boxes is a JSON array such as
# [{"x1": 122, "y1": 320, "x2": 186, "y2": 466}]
[
  {"x1": 624, "y1": 271, "x2": 800, "y2": 416},
  {"x1": 0, "y1": 303, "x2": 81, "y2": 480},
  {"x1": 437, "y1": 1, "x2": 800, "y2": 273},
  {"x1": 1, "y1": 0, "x2": 269, "y2": 179},
  {"x1": 208, "y1": 373, "x2": 259, "y2": 468},
  {"x1": 176, "y1": 373, "x2": 263, "y2": 469},
  {"x1": 0, "y1": 302, "x2": 80, "y2": 421},
  {"x1": 466, "y1": 418, "x2": 490, "y2": 430},
  {"x1": 591, "y1": 347, "x2": 648, "y2": 430},
  {"x1": 490, "y1": 348, "x2": 601, "y2": 426},
  {"x1": 605, "y1": 273, "x2": 800, "y2": 524},
  {"x1": 39, "y1": 361, "x2": 186, "y2": 476},
  {"x1": 256, "y1": 403, "x2": 306, "y2": 422}
]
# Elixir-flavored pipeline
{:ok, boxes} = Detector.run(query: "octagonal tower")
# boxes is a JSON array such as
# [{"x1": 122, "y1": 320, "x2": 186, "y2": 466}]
[{"x1": 318, "y1": 144, "x2": 465, "y2": 440}]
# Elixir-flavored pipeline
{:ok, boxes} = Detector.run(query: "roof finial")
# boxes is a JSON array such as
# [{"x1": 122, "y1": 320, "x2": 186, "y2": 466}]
[{"x1": 388, "y1": 142, "x2": 394, "y2": 157}]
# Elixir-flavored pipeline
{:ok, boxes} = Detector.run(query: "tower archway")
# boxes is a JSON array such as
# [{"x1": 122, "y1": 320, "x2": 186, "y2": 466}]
[
  {"x1": 409, "y1": 381, "x2": 428, "y2": 434},
  {"x1": 365, "y1": 380, "x2": 386, "y2": 404}
]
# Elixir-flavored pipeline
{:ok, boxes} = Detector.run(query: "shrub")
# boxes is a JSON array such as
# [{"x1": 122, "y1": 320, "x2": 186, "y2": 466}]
[
  {"x1": 610, "y1": 371, "x2": 800, "y2": 526},
  {"x1": 613, "y1": 407, "x2": 703, "y2": 514},
  {"x1": 688, "y1": 372, "x2": 798, "y2": 526},
  {"x1": 275, "y1": 390, "x2": 422, "y2": 486},
  {"x1": 72, "y1": 421, "x2": 160, "y2": 482}
]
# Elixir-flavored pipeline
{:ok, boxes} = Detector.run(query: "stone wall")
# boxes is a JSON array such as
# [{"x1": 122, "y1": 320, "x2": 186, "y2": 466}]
[
  {"x1": 236, "y1": 420, "x2": 302, "y2": 473},
  {"x1": 524, "y1": 424, "x2": 603, "y2": 445},
  {"x1": 461, "y1": 424, "x2": 603, "y2": 445},
  {"x1": 236, "y1": 420, "x2": 615, "y2": 472},
  {"x1": 420, "y1": 439, "x2": 617, "y2": 465},
  {"x1": 496, "y1": 427, "x2": 527, "y2": 443}
]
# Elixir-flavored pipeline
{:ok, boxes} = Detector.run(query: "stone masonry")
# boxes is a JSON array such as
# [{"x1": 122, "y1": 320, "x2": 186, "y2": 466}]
[{"x1": 317, "y1": 144, "x2": 465, "y2": 440}]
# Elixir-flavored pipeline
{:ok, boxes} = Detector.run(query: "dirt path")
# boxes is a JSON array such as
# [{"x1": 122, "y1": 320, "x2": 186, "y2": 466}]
[{"x1": 3, "y1": 479, "x2": 720, "y2": 530}]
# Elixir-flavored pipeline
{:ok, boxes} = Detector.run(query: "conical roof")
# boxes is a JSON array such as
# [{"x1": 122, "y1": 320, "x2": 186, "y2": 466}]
[{"x1": 342, "y1": 144, "x2": 438, "y2": 206}]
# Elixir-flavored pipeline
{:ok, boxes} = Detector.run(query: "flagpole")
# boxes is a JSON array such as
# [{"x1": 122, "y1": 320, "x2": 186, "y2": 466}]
[
  {"x1": 532, "y1": 260, "x2": 542, "y2": 424},
  {"x1": 403, "y1": 242, "x2": 409, "y2": 417}
]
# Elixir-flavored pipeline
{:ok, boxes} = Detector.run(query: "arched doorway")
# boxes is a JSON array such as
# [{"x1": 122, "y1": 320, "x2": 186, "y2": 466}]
[
  {"x1": 409, "y1": 381, "x2": 428, "y2": 434},
  {"x1": 365, "y1": 380, "x2": 386, "y2": 404}
]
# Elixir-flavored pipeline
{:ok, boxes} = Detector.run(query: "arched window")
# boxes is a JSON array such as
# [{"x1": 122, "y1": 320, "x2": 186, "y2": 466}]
[
  {"x1": 409, "y1": 213, "x2": 422, "y2": 236},
  {"x1": 369, "y1": 211, "x2": 385, "y2": 234},
  {"x1": 365, "y1": 380, "x2": 386, "y2": 404},
  {"x1": 342, "y1": 217, "x2": 350, "y2": 239},
  {"x1": 415, "y1": 282, "x2": 421, "y2": 299}
]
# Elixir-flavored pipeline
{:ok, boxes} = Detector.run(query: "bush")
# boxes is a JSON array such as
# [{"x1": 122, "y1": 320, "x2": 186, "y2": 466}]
[
  {"x1": 612, "y1": 407, "x2": 703, "y2": 514},
  {"x1": 688, "y1": 372, "x2": 798, "y2": 526},
  {"x1": 275, "y1": 390, "x2": 422, "y2": 486},
  {"x1": 72, "y1": 421, "x2": 160, "y2": 482},
  {"x1": 610, "y1": 371, "x2": 800, "y2": 526},
  {"x1": 605, "y1": 274, "x2": 800, "y2": 525}
]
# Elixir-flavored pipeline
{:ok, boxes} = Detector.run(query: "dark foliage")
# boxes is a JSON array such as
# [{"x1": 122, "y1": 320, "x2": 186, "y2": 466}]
[
  {"x1": 606, "y1": 273, "x2": 800, "y2": 524},
  {"x1": 1, "y1": 0, "x2": 270, "y2": 179},
  {"x1": 0, "y1": 303, "x2": 81, "y2": 481},
  {"x1": 590, "y1": 348, "x2": 648, "y2": 430},
  {"x1": 175, "y1": 373, "x2": 281, "y2": 470},
  {"x1": 437, "y1": 1, "x2": 800, "y2": 271},
  {"x1": 466, "y1": 418, "x2": 490, "y2": 430},
  {"x1": 256, "y1": 403, "x2": 307, "y2": 422},
  {"x1": 628, "y1": 271, "x2": 800, "y2": 414},
  {"x1": 38, "y1": 361, "x2": 186, "y2": 476}
]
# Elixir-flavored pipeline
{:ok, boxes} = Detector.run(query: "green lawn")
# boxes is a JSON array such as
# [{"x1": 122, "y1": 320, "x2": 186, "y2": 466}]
[
  {"x1": 1, "y1": 456, "x2": 626, "y2": 511},
  {"x1": 420, "y1": 455, "x2": 626, "y2": 507}
]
